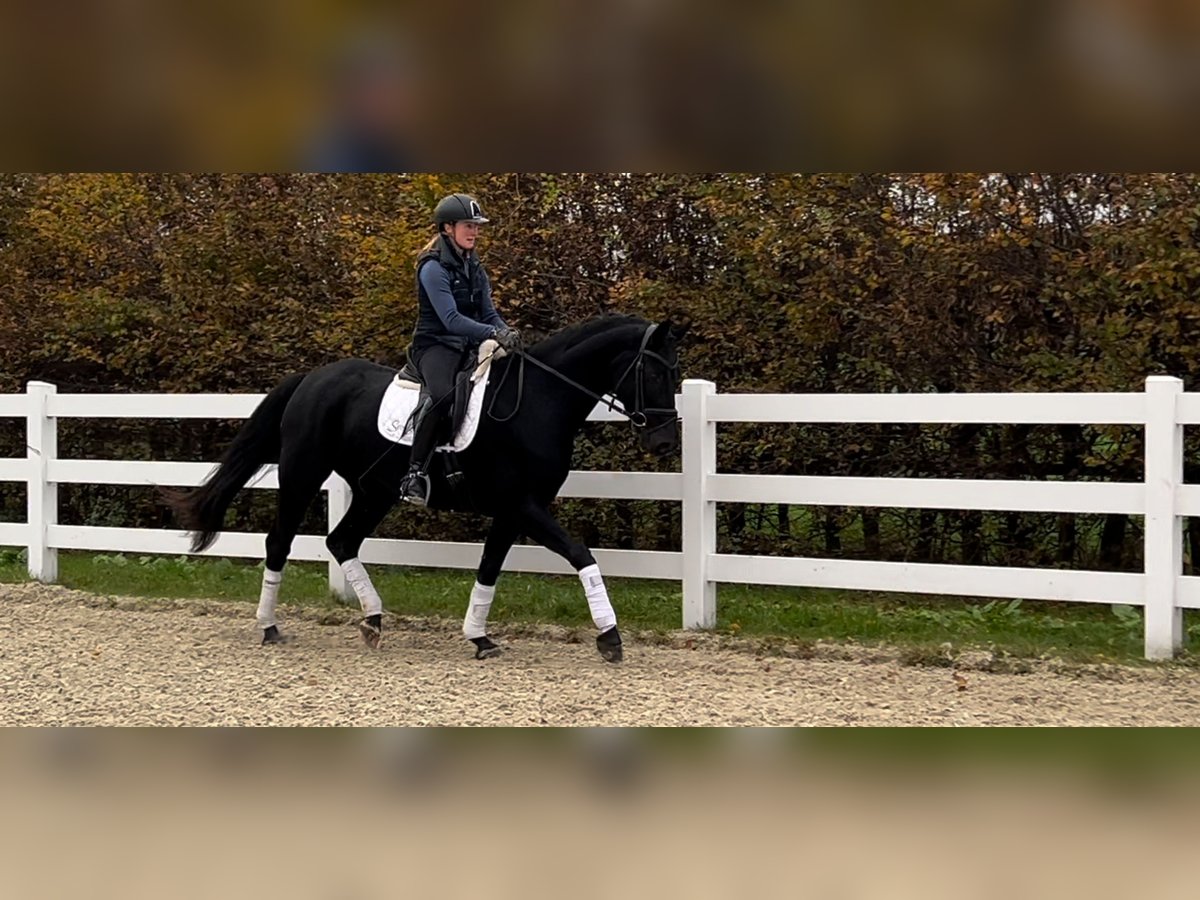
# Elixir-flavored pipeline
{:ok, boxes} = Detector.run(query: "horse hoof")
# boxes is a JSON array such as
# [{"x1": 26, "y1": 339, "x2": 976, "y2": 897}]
[
  {"x1": 261, "y1": 625, "x2": 292, "y2": 645},
  {"x1": 596, "y1": 626, "x2": 623, "y2": 664},
  {"x1": 359, "y1": 615, "x2": 383, "y2": 650},
  {"x1": 471, "y1": 636, "x2": 502, "y2": 660}
]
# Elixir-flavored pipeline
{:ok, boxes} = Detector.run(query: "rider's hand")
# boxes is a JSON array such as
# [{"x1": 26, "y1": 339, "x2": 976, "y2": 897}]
[{"x1": 492, "y1": 326, "x2": 522, "y2": 353}]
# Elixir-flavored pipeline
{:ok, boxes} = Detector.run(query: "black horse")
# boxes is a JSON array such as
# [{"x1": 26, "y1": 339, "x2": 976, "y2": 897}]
[{"x1": 164, "y1": 314, "x2": 685, "y2": 662}]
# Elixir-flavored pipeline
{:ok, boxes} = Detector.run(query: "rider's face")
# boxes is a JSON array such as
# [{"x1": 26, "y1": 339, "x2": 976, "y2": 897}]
[{"x1": 449, "y1": 221, "x2": 480, "y2": 252}]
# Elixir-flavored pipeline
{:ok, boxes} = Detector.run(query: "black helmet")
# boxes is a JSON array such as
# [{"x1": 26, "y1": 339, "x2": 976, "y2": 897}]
[{"x1": 434, "y1": 193, "x2": 489, "y2": 227}]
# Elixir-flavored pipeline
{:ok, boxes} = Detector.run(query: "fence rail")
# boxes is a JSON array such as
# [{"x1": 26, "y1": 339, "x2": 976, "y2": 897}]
[{"x1": 1, "y1": 376, "x2": 1194, "y2": 659}]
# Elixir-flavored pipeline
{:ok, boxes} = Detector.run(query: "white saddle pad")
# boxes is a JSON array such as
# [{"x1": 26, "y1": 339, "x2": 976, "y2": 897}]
[{"x1": 376, "y1": 340, "x2": 502, "y2": 451}]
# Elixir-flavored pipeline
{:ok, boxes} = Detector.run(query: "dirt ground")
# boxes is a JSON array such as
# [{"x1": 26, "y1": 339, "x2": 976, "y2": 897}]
[{"x1": 3, "y1": 582, "x2": 1200, "y2": 725}]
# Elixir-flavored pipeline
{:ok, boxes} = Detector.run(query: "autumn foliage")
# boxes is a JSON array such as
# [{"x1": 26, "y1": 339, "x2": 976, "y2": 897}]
[{"x1": 3, "y1": 174, "x2": 1200, "y2": 569}]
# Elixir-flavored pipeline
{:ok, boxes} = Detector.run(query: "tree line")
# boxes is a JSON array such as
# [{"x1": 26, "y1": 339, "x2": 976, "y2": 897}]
[{"x1": 3, "y1": 173, "x2": 1199, "y2": 570}]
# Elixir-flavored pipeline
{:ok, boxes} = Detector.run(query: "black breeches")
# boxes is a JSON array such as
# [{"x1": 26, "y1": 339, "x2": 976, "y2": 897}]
[{"x1": 410, "y1": 344, "x2": 465, "y2": 467}]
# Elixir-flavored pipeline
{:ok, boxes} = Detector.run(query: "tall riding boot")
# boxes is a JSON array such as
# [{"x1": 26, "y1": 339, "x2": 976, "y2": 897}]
[{"x1": 401, "y1": 410, "x2": 440, "y2": 506}]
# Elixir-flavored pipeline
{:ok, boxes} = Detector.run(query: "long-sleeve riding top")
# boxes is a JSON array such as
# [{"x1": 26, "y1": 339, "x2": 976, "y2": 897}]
[{"x1": 410, "y1": 234, "x2": 506, "y2": 357}]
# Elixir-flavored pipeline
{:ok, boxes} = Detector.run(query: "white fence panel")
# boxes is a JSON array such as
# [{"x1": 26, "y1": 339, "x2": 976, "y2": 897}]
[
  {"x1": 356, "y1": 538, "x2": 681, "y2": 580},
  {"x1": 44, "y1": 393, "x2": 636, "y2": 422},
  {"x1": 0, "y1": 459, "x2": 27, "y2": 481},
  {"x1": 42, "y1": 523, "x2": 682, "y2": 582},
  {"x1": 0, "y1": 396, "x2": 25, "y2": 416},
  {"x1": 0, "y1": 523, "x2": 27, "y2": 545},
  {"x1": 1, "y1": 376, "x2": 1195, "y2": 659},
  {"x1": 1174, "y1": 576, "x2": 1200, "y2": 610},
  {"x1": 1175, "y1": 485, "x2": 1200, "y2": 517},
  {"x1": 709, "y1": 554, "x2": 1144, "y2": 606},
  {"x1": 1174, "y1": 393, "x2": 1200, "y2": 425},
  {"x1": 47, "y1": 393, "x2": 266, "y2": 419},
  {"x1": 707, "y1": 474, "x2": 1145, "y2": 514},
  {"x1": 706, "y1": 391, "x2": 1147, "y2": 424},
  {"x1": 47, "y1": 525, "x2": 330, "y2": 560}
]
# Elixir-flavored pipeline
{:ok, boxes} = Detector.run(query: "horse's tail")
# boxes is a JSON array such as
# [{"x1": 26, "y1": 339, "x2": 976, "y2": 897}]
[{"x1": 162, "y1": 372, "x2": 306, "y2": 553}]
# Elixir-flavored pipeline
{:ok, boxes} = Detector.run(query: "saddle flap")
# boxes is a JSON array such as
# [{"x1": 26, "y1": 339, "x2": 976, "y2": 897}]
[
  {"x1": 378, "y1": 343, "x2": 499, "y2": 451},
  {"x1": 451, "y1": 369, "x2": 472, "y2": 435}
]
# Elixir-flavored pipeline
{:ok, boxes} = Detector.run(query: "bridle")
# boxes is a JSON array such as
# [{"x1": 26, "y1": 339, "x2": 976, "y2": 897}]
[{"x1": 487, "y1": 324, "x2": 681, "y2": 437}]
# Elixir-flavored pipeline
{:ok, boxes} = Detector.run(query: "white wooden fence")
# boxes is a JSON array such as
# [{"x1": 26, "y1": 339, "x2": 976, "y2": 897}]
[{"x1": 2, "y1": 377, "x2": 1196, "y2": 659}]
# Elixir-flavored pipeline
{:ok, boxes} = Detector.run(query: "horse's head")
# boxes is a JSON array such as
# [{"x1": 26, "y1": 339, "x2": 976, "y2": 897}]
[{"x1": 613, "y1": 317, "x2": 687, "y2": 456}]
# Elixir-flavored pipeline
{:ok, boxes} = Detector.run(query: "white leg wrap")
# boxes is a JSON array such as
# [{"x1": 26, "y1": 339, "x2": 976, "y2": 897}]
[
  {"x1": 463, "y1": 582, "x2": 496, "y2": 640},
  {"x1": 341, "y1": 558, "x2": 383, "y2": 616},
  {"x1": 579, "y1": 564, "x2": 616, "y2": 631},
  {"x1": 256, "y1": 568, "x2": 283, "y2": 629}
]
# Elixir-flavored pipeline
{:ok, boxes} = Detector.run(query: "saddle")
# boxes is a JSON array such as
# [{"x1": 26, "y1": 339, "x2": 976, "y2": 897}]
[
  {"x1": 377, "y1": 339, "x2": 504, "y2": 451},
  {"x1": 396, "y1": 351, "x2": 476, "y2": 443}
]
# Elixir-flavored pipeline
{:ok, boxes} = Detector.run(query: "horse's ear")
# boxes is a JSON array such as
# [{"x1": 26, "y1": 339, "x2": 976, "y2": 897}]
[{"x1": 654, "y1": 314, "x2": 690, "y2": 345}]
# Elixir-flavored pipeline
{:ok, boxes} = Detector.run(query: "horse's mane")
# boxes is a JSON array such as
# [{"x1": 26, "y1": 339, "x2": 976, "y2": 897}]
[{"x1": 529, "y1": 314, "x2": 648, "y2": 363}]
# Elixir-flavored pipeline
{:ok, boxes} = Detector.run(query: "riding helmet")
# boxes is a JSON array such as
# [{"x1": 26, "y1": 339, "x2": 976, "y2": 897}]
[{"x1": 434, "y1": 193, "x2": 489, "y2": 227}]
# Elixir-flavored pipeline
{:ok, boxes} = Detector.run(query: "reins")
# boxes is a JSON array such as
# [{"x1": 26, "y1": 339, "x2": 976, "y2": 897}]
[{"x1": 486, "y1": 324, "x2": 679, "y2": 433}]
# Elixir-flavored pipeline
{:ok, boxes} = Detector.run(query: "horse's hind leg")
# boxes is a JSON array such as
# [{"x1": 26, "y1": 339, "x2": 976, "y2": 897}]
[
  {"x1": 463, "y1": 514, "x2": 521, "y2": 660},
  {"x1": 516, "y1": 501, "x2": 622, "y2": 663},
  {"x1": 258, "y1": 454, "x2": 331, "y2": 645},
  {"x1": 326, "y1": 489, "x2": 394, "y2": 649}
]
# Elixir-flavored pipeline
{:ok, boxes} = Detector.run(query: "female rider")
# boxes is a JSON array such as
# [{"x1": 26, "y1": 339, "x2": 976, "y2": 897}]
[{"x1": 401, "y1": 192, "x2": 521, "y2": 505}]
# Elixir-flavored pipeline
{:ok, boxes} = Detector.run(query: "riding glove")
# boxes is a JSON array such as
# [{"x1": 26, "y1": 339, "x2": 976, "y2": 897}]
[{"x1": 492, "y1": 326, "x2": 523, "y2": 353}]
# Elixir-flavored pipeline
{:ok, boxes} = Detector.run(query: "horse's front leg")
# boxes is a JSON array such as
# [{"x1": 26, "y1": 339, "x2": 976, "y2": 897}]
[
  {"x1": 517, "y1": 500, "x2": 622, "y2": 663},
  {"x1": 326, "y1": 491, "x2": 395, "y2": 649},
  {"x1": 465, "y1": 515, "x2": 522, "y2": 659}
]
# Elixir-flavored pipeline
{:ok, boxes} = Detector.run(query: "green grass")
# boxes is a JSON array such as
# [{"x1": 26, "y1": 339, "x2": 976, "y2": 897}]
[{"x1": 1, "y1": 546, "x2": 1195, "y2": 665}]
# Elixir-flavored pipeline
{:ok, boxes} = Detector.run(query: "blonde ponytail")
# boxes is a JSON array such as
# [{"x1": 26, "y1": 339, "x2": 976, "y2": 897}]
[{"x1": 416, "y1": 224, "x2": 454, "y2": 268}]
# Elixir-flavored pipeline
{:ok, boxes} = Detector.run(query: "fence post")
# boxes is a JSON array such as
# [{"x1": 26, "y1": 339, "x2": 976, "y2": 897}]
[
  {"x1": 326, "y1": 475, "x2": 352, "y2": 600},
  {"x1": 681, "y1": 379, "x2": 717, "y2": 629},
  {"x1": 26, "y1": 381, "x2": 58, "y2": 582},
  {"x1": 1144, "y1": 375, "x2": 1184, "y2": 659}
]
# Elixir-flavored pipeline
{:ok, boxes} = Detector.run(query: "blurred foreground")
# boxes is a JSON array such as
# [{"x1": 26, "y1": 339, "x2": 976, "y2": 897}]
[
  {"x1": 4, "y1": 2, "x2": 1200, "y2": 168},
  {"x1": 1, "y1": 729, "x2": 1198, "y2": 899}
]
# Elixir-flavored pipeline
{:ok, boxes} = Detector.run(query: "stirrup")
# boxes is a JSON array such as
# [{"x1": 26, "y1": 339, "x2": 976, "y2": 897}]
[{"x1": 400, "y1": 470, "x2": 430, "y2": 506}]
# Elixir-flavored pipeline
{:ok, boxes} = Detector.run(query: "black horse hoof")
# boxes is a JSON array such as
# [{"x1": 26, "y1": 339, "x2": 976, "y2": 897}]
[
  {"x1": 359, "y1": 614, "x2": 383, "y2": 649},
  {"x1": 261, "y1": 625, "x2": 292, "y2": 645},
  {"x1": 471, "y1": 636, "x2": 502, "y2": 660},
  {"x1": 596, "y1": 626, "x2": 623, "y2": 663}
]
